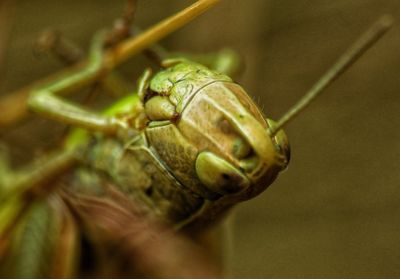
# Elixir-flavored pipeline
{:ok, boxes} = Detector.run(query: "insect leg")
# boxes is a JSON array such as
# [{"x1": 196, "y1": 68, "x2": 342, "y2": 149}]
[
  {"x1": 0, "y1": 143, "x2": 11, "y2": 190},
  {"x1": 0, "y1": 0, "x2": 221, "y2": 129},
  {"x1": 1, "y1": 197, "x2": 79, "y2": 279},
  {"x1": 162, "y1": 49, "x2": 240, "y2": 76},
  {"x1": 187, "y1": 49, "x2": 240, "y2": 76},
  {"x1": 0, "y1": 150, "x2": 76, "y2": 259},
  {"x1": 36, "y1": 29, "x2": 131, "y2": 98},
  {"x1": 28, "y1": 31, "x2": 127, "y2": 135},
  {"x1": 137, "y1": 68, "x2": 153, "y2": 102}
]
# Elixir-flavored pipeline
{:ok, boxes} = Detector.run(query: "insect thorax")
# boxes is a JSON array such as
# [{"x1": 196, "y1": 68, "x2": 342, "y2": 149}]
[
  {"x1": 72, "y1": 61, "x2": 287, "y2": 229},
  {"x1": 72, "y1": 134, "x2": 204, "y2": 225}
]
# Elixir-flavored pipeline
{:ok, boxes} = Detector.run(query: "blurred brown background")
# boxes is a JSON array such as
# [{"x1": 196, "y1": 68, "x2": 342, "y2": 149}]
[{"x1": 1, "y1": 0, "x2": 400, "y2": 278}]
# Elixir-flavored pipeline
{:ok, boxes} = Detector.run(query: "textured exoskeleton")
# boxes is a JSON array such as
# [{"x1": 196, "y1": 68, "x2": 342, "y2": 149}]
[{"x1": 67, "y1": 60, "x2": 290, "y2": 230}]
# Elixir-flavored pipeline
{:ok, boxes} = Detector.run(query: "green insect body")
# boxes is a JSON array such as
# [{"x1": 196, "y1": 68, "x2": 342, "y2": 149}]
[
  {"x1": 0, "y1": 22, "x2": 292, "y2": 276},
  {"x1": 64, "y1": 60, "x2": 290, "y2": 229},
  {"x1": 0, "y1": 59, "x2": 290, "y2": 278},
  {"x1": 0, "y1": 1, "x2": 391, "y2": 277}
]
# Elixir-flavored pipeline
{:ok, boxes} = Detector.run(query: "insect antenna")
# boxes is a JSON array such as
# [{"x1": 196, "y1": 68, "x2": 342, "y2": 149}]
[{"x1": 268, "y1": 15, "x2": 394, "y2": 137}]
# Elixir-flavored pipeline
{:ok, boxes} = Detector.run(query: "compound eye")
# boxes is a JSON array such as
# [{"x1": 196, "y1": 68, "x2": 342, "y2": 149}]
[
  {"x1": 232, "y1": 137, "x2": 252, "y2": 159},
  {"x1": 144, "y1": 96, "x2": 176, "y2": 121}
]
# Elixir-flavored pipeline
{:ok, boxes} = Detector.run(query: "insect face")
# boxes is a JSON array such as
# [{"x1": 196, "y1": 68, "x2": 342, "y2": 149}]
[{"x1": 142, "y1": 61, "x2": 289, "y2": 201}]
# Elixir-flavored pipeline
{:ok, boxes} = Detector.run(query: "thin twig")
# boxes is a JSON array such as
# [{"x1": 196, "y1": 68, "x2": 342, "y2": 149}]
[
  {"x1": 35, "y1": 29, "x2": 84, "y2": 65},
  {"x1": 105, "y1": 0, "x2": 137, "y2": 47},
  {"x1": 0, "y1": 0, "x2": 220, "y2": 128}
]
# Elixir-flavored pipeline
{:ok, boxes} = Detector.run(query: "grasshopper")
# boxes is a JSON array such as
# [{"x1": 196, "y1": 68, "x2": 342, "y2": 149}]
[{"x1": 0, "y1": 0, "x2": 393, "y2": 278}]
